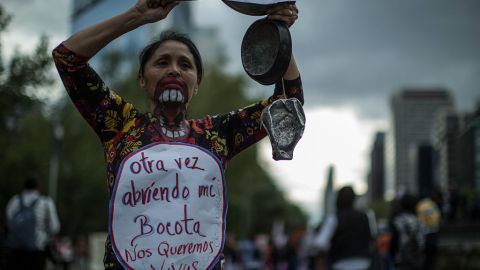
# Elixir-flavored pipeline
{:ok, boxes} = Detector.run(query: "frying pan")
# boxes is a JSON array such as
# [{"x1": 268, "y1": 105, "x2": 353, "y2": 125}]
[
  {"x1": 222, "y1": 0, "x2": 296, "y2": 16},
  {"x1": 222, "y1": 1, "x2": 295, "y2": 85},
  {"x1": 241, "y1": 18, "x2": 291, "y2": 85}
]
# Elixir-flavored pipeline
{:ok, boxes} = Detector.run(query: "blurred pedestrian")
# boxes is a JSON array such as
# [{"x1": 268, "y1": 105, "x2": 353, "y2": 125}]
[
  {"x1": 416, "y1": 196, "x2": 441, "y2": 270},
  {"x1": 374, "y1": 220, "x2": 394, "y2": 270},
  {"x1": 312, "y1": 186, "x2": 375, "y2": 270},
  {"x1": 4, "y1": 175, "x2": 60, "y2": 270},
  {"x1": 74, "y1": 236, "x2": 88, "y2": 270},
  {"x1": 389, "y1": 194, "x2": 423, "y2": 270},
  {"x1": 284, "y1": 228, "x2": 306, "y2": 270},
  {"x1": 0, "y1": 221, "x2": 6, "y2": 270},
  {"x1": 223, "y1": 233, "x2": 242, "y2": 270},
  {"x1": 58, "y1": 236, "x2": 74, "y2": 270}
]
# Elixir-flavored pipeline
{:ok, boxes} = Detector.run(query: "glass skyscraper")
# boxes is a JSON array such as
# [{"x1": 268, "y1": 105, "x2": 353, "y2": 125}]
[{"x1": 390, "y1": 89, "x2": 454, "y2": 194}]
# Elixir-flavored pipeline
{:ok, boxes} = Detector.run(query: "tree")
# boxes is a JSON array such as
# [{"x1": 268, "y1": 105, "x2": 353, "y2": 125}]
[{"x1": 0, "y1": 5, "x2": 55, "y2": 224}]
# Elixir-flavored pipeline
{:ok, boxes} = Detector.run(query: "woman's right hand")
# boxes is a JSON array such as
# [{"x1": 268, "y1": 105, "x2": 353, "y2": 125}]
[{"x1": 133, "y1": 0, "x2": 180, "y2": 24}]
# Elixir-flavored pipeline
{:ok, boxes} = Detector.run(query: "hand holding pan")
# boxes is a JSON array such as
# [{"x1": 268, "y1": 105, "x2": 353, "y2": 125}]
[
  {"x1": 223, "y1": 0, "x2": 297, "y2": 85},
  {"x1": 223, "y1": 1, "x2": 304, "y2": 160},
  {"x1": 222, "y1": 0, "x2": 296, "y2": 16}
]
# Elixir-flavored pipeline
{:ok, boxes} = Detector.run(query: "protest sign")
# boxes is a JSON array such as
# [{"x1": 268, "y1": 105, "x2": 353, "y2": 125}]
[{"x1": 109, "y1": 142, "x2": 226, "y2": 269}]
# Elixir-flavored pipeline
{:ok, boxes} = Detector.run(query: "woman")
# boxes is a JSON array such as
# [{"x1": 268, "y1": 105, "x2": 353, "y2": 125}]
[
  {"x1": 312, "y1": 186, "x2": 375, "y2": 270},
  {"x1": 389, "y1": 194, "x2": 423, "y2": 270},
  {"x1": 53, "y1": 0, "x2": 302, "y2": 269}
]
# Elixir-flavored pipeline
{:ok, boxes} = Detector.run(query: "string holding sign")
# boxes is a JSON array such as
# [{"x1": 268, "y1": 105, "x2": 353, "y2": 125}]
[{"x1": 222, "y1": 0, "x2": 305, "y2": 161}]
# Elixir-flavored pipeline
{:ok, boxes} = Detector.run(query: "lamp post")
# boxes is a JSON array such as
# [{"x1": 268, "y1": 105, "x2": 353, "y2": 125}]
[{"x1": 48, "y1": 117, "x2": 64, "y2": 202}]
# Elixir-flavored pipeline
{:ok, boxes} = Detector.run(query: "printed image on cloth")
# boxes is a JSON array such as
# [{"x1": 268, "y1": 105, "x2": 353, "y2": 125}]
[{"x1": 109, "y1": 142, "x2": 227, "y2": 270}]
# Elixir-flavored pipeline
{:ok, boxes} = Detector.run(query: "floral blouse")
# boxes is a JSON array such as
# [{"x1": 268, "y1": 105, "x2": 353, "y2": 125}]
[{"x1": 52, "y1": 43, "x2": 303, "y2": 269}]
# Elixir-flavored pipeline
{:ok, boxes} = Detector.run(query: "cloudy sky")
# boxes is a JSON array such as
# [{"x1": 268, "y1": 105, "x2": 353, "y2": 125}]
[{"x1": 3, "y1": 0, "x2": 480, "y2": 223}]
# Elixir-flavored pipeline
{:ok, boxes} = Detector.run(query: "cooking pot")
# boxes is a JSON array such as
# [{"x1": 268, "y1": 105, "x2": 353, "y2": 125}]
[
  {"x1": 222, "y1": 1, "x2": 295, "y2": 85},
  {"x1": 241, "y1": 18, "x2": 292, "y2": 85},
  {"x1": 222, "y1": 0, "x2": 296, "y2": 16}
]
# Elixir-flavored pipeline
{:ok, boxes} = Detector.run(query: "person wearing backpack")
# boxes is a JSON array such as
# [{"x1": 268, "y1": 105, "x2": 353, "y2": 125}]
[
  {"x1": 389, "y1": 194, "x2": 424, "y2": 270},
  {"x1": 5, "y1": 175, "x2": 60, "y2": 270}
]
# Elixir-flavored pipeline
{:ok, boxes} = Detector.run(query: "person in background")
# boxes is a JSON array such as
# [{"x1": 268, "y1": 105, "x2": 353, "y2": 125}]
[
  {"x1": 416, "y1": 196, "x2": 441, "y2": 270},
  {"x1": 312, "y1": 186, "x2": 375, "y2": 270},
  {"x1": 389, "y1": 194, "x2": 423, "y2": 270},
  {"x1": 374, "y1": 220, "x2": 394, "y2": 270},
  {"x1": 5, "y1": 175, "x2": 60, "y2": 270},
  {"x1": 0, "y1": 221, "x2": 6, "y2": 270}
]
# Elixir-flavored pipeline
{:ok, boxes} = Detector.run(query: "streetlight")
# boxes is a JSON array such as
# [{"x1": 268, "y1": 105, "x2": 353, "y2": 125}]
[{"x1": 48, "y1": 117, "x2": 64, "y2": 202}]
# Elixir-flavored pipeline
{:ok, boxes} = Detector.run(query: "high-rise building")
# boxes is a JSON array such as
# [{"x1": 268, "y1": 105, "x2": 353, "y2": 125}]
[
  {"x1": 369, "y1": 132, "x2": 385, "y2": 201},
  {"x1": 457, "y1": 105, "x2": 480, "y2": 191},
  {"x1": 390, "y1": 89, "x2": 454, "y2": 194},
  {"x1": 322, "y1": 165, "x2": 335, "y2": 220},
  {"x1": 414, "y1": 143, "x2": 435, "y2": 197},
  {"x1": 71, "y1": 0, "x2": 224, "y2": 73},
  {"x1": 433, "y1": 111, "x2": 461, "y2": 190}
]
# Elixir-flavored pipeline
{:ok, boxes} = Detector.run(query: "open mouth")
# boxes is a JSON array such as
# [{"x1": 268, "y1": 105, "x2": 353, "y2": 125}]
[
  {"x1": 153, "y1": 77, "x2": 189, "y2": 139},
  {"x1": 158, "y1": 88, "x2": 185, "y2": 104},
  {"x1": 154, "y1": 77, "x2": 187, "y2": 105}
]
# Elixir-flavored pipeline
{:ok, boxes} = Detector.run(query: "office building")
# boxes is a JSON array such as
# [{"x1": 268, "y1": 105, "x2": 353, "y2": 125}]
[
  {"x1": 369, "y1": 132, "x2": 385, "y2": 201},
  {"x1": 71, "y1": 0, "x2": 211, "y2": 67},
  {"x1": 457, "y1": 105, "x2": 480, "y2": 191},
  {"x1": 414, "y1": 143, "x2": 435, "y2": 196},
  {"x1": 433, "y1": 111, "x2": 461, "y2": 190},
  {"x1": 390, "y1": 89, "x2": 454, "y2": 194},
  {"x1": 322, "y1": 165, "x2": 335, "y2": 220}
]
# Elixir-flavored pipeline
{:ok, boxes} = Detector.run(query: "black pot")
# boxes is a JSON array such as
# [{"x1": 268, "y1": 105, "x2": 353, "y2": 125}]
[
  {"x1": 222, "y1": 0, "x2": 296, "y2": 16},
  {"x1": 241, "y1": 18, "x2": 292, "y2": 85}
]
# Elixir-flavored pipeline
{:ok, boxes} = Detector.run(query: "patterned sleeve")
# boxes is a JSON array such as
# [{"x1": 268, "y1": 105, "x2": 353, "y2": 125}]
[
  {"x1": 216, "y1": 76, "x2": 303, "y2": 161},
  {"x1": 52, "y1": 44, "x2": 137, "y2": 143}
]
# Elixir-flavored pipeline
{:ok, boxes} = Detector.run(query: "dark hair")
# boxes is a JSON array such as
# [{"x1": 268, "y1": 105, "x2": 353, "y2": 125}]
[
  {"x1": 400, "y1": 194, "x2": 418, "y2": 214},
  {"x1": 24, "y1": 175, "x2": 39, "y2": 190},
  {"x1": 138, "y1": 31, "x2": 203, "y2": 83},
  {"x1": 336, "y1": 186, "x2": 355, "y2": 211}
]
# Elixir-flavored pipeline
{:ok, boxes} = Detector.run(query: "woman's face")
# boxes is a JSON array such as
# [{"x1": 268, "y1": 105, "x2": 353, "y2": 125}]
[{"x1": 140, "y1": 40, "x2": 199, "y2": 114}]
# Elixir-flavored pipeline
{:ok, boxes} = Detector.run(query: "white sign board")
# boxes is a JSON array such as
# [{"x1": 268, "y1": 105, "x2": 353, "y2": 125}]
[{"x1": 109, "y1": 143, "x2": 226, "y2": 270}]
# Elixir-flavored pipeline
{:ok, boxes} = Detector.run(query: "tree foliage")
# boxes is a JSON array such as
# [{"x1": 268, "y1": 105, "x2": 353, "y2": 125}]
[{"x1": 0, "y1": 5, "x2": 54, "y2": 225}]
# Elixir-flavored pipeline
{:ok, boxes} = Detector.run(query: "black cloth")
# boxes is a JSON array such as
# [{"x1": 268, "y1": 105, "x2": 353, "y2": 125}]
[
  {"x1": 329, "y1": 209, "x2": 372, "y2": 264},
  {"x1": 423, "y1": 232, "x2": 438, "y2": 270},
  {"x1": 6, "y1": 249, "x2": 46, "y2": 270}
]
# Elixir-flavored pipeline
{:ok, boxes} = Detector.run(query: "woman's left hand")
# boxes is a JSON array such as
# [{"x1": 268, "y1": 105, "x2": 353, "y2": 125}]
[
  {"x1": 133, "y1": 0, "x2": 180, "y2": 23},
  {"x1": 267, "y1": 3, "x2": 299, "y2": 28}
]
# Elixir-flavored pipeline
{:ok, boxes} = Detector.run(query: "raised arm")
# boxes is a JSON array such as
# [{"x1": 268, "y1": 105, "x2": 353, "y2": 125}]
[
  {"x1": 214, "y1": 3, "x2": 303, "y2": 161},
  {"x1": 63, "y1": 0, "x2": 179, "y2": 58},
  {"x1": 52, "y1": 0, "x2": 180, "y2": 141},
  {"x1": 267, "y1": 2, "x2": 300, "y2": 81}
]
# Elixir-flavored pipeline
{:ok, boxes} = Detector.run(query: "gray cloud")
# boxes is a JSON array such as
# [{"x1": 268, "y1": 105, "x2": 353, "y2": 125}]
[
  {"x1": 3, "y1": 0, "x2": 69, "y2": 37},
  {"x1": 4, "y1": 0, "x2": 479, "y2": 120},
  {"x1": 197, "y1": 0, "x2": 480, "y2": 118}
]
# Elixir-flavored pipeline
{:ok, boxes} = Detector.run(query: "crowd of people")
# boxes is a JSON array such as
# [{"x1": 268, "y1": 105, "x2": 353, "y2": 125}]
[
  {"x1": 214, "y1": 185, "x2": 477, "y2": 270},
  {"x1": 1, "y1": 180, "x2": 478, "y2": 270}
]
